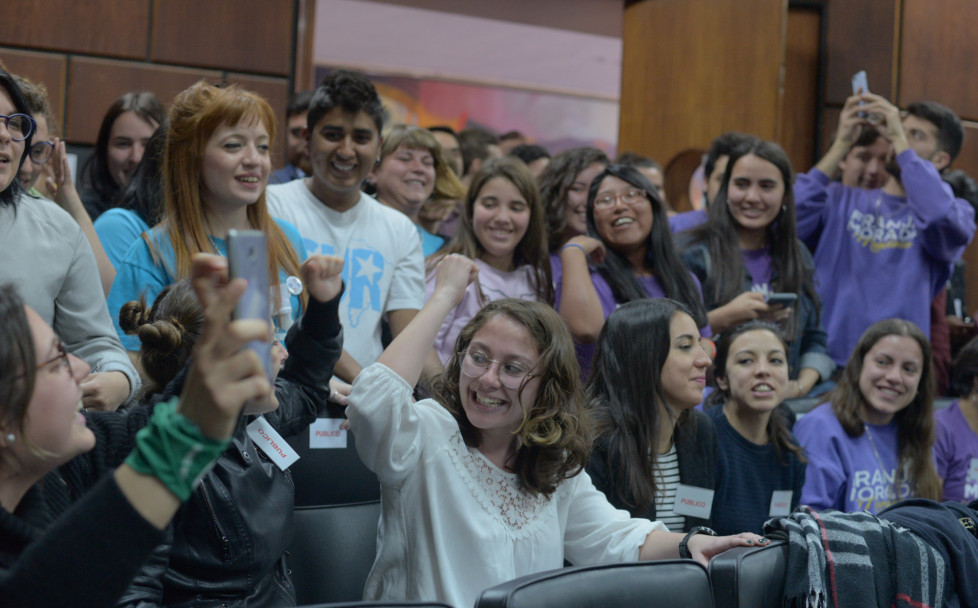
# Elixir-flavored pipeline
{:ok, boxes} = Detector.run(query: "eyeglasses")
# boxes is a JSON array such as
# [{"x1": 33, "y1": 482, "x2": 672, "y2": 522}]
[
  {"x1": 593, "y1": 188, "x2": 647, "y2": 210},
  {"x1": 29, "y1": 140, "x2": 55, "y2": 165},
  {"x1": 459, "y1": 349, "x2": 536, "y2": 390},
  {"x1": 38, "y1": 340, "x2": 73, "y2": 377},
  {"x1": 0, "y1": 113, "x2": 36, "y2": 142}
]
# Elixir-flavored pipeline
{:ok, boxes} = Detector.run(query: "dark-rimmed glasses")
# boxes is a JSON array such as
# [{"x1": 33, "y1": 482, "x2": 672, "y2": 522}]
[
  {"x1": 29, "y1": 140, "x2": 55, "y2": 164},
  {"x1": 459, "y1": 349, "x2": 536, "y2": 390},
  {"x1": 0, "y1": 113, "x2": 35, "y2": 142}
]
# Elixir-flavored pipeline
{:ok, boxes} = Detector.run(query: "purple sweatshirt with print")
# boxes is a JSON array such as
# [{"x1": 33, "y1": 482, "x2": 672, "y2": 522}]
[{"x1": 794, "y1": 149, "x2": 975, "y2": 366}]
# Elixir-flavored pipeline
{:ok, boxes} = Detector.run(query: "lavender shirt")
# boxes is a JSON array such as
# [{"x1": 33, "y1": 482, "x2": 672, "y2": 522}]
[
  {"x1": 554, "y1": 254, "x2": 711, "y2": 378},
  {"x1": 741, "y1": 247, "x2": 773, "y2": 295},
  {"x1": 934, "y1": 401, "x2": 978, "y2": 503}
]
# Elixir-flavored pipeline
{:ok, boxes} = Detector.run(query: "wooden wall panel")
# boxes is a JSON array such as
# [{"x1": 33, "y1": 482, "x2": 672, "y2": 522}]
[
  {"x1": 67, "y1": 59, "x2": 220, "y2": 144},
  {"x1": 959, "y1": 125, "x2": 978, "y2": 317},
  {"x1": 0, "y1": 49, "x2": 67, "y2": 132},
  {"x1": 620, "y1": 0, "x2": 785, "y2": 169},
  {"x1": 823, "y1": 0, "x2": 896, "y2": 104},
  {"x1": 0, "y1": 0, "x2": 149, "y2": 59},
  {"x1": 780, "y1": 7, "x2": 821, "y2": 175},
  {"x1": 152, "y1": 0, "x2": 294, "y2": 76},
  {"x1": 226, "y1": 74, "x2": 291, "y2": 168},
  {"x1": 900, "y1": 0, "x2": 978, "y2": 121}
]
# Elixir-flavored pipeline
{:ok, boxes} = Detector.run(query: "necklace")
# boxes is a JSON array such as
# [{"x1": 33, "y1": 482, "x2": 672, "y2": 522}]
[{"x1": 864, "y1": 424, "x2": 895, "y2": 495}]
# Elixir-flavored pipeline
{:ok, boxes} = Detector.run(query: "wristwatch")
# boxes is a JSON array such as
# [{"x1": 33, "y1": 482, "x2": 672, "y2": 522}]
[{"x1": 678, "y1": 526, "x2": 717, "y2": 559}]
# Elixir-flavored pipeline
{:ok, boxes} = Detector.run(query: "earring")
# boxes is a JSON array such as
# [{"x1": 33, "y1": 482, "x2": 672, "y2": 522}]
[{"x1": 5, "y1": 433, "x2": 13, "y2": 443}]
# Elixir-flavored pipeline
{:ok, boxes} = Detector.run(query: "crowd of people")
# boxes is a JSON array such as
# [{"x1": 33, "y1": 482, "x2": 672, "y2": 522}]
[{"x1": 2, "y1": 61, "x2": 978, "y2": 607}]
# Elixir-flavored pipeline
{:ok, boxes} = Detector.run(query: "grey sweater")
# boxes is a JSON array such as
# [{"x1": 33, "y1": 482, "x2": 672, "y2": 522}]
[{"x1": 0, "y1": 193, "x2": 139, "y2": 399}]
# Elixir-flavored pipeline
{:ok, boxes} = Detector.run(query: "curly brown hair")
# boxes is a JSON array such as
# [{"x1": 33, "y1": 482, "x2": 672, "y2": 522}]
[{"x1": 430, "y1": 298, "x2": 591, "y2": 496}]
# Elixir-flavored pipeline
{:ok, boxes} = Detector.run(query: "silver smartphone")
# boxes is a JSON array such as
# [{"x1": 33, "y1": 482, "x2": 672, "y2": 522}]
[
  {"x1": 227, "y1": 229, "x2": 273, "y2": 381},
  {"x1": 852, "y1": 70, "x2": 869, "y2": 117}
]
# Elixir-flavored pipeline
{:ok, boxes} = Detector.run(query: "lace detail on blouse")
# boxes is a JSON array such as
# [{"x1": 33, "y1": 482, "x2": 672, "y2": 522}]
[{"x1": 446, "y1": 431, "x2": 551, "y2": 536}]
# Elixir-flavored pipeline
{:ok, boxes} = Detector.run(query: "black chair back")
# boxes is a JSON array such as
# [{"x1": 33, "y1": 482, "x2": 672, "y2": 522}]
[
  {"x1": 476, "y1": 560, "x2": 714, "y2": 608},
  {"x1": 708, "y1": 540, "x2": 788, "y2": 608},
  {"x1": 284, "y1": 406, "x2": 380, "y2": 506},
  {"x1": 288, "y1": 500, "x2": 381, "y2": 605}
]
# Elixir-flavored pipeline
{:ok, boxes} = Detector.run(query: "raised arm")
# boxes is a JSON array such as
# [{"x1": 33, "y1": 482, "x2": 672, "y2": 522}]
[
  {"x1": 557, "y1": 235, "x2": 607, "y2": 343},
  {"x1": 48, "y1": 139, "x2": 116, "y2": 295},
  {"x1": 377, "y1": 254, "x2": 478, "y2": 386},
  {"x1": 1, "y1": 254, "x2": 270, "y2": 608}
]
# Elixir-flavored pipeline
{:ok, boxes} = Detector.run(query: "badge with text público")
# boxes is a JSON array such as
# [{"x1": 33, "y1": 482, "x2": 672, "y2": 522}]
[
  {"x1": 246, "y1": 416, "x2": 300, "y2": 471},
  {"x1": 673, "y1": 484, "x2": 715, "y2": 519}
]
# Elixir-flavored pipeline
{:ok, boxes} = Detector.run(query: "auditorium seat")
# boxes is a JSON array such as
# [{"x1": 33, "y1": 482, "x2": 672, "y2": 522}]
[
  {"x1": 288, "y1": 500, "x2": 381, "y2": 605},
  {"x1": 708, "y1": 540, "x2": 788, "y2": 608},
  {"x1": 476, "y1": 560, "x2": 714, "y2": 608}
]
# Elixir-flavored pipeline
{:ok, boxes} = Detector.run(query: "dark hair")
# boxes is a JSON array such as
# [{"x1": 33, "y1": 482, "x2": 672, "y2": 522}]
[
  {"x1": 616, "y1": 151, "x2": 662, "y2": 172},
  {"x1": 831, "y1": 318, "x2": 942, "y2": 501},
  {"x1": 430, "y1": 299, "x2": 592, "y2": 497},
  {"x1": 851, "y1": 127, "x2": 884, "y2": 150},
  {"x1": 943, "y1": 169, "x2": 978, "y2": 217},
  {"x1": 457, "y1": 127, "x2": 499, "y2": 176},
  {"x1": 119, "y1": 281, "x2": 203, "y2": 398},
  {"x1": 286, "y1": 90, "x2": 314, "y2": 119},
  {"x1": 431, "y1": 157, "x2": 554, "y2": 304},
  {"x1": 81, "y1": 91, "x2": 165, "y2": 209},
  {"x1": 684, "y1": 140, "x2": 818, "y2": 341},
  {"x1": 950, "y1": 335, "x2": 978, "y2": 397},
  {"x1": 0, "y1": 67, "x2": 35, "y2": 207},
  {"x1": 307, "y1": 69, "x2": 384, "y2": 135},
  {"x1": 538, "y1": 147, "x2": 610, "y2": 251},
  {"x1": 705, "y1": 320, "x2": 806, "y2": 464},
  {"x1": 586, "y1": 164, "x2": 708, "y2": 328},
  {"x1": 509, "y1": 143, "x2": 550, "y2": 165},
  {"x1": 499, "y1": 130, "x2": 524, "y2": 143},
  {"x1": 0, "y1": 284, "x2": 35, "y2": 441},
  {"x1": 906, "y1": 101, "x2": 964, "y2": 165},
  {"x1": 588, "y1": 299, "x2": 697, "y2": 514},
  {"x1": 13, "y1": 75, "x2": 59, "y2": 137},
  {"x1": 704, "y1": 132, "x2": 759, "y2": 180},
  {"x1": 118, "y1": 122, "x2": 167, "y2": 227},
  {"x1": 427, "y1": 125, "x2": 458, "y2": 137}
]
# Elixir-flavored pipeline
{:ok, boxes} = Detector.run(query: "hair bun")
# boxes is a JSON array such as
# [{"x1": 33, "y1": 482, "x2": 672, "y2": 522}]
[
  {"x1": 137, "y1": 320, "x2": 184, "y2": 355},
  {"x1": 119, "y1": 300, "x2": 153, "y2": 334}
]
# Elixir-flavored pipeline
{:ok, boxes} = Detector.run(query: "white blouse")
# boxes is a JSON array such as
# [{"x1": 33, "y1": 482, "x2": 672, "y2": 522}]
[{"x1": 346, "y1": 363, "x2": 662, "y2": 608}]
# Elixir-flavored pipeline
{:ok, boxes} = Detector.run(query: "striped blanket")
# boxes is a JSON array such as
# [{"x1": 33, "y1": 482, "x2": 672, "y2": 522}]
[{"x1": 764, "y1": 506, "x2": 946, "y2": 608}]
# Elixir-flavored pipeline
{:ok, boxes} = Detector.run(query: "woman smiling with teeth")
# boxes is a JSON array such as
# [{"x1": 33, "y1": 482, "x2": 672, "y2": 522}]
[
  {"x1": 370, "y1": 125, "x2": 466, "y2": 256},
  {"x1": 424, "y1": 157, "x2": 553, "y2": 366},
  {"x1": 702, "y1": 321, "x2": 807, "y2": 535},
  {"x1": 794, "y1": 319, "x2": 943, "y2": 514},
  {"x1": 557, "y1": 164, "x2": 709, "y2": 378},
  {"x1": 108, "y1": 81, "x2": 307, "y2": 351}
]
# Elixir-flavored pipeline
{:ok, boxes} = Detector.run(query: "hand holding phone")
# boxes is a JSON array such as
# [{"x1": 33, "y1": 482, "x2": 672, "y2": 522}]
[{"x1": 765, "y1": 292, "x2": 798, "y2": 307}]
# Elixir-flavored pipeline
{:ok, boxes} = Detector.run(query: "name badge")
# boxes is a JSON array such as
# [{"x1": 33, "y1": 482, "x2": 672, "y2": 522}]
[
  {"x1": 769, "y1": 490, "x2": 793, "y2": 517},
  {"x1": 309, "y1": 418, "x2": 348, "y2": 449},
  {"x1": 246, "y1": 416, "x2": 300, "y2": 471},
  {"x1": 967, "y1": 458, "x2": 978, "y2": 482},
  {"x1": 673, "y1": 484, "x2": 715, "y2": 519}
]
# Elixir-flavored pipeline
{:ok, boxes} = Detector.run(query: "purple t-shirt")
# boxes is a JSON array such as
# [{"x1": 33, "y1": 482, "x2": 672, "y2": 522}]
[
  {"x1": 794, "y1": 402, "x2": 910, "y2": 514},
  {"x1": 741, "y1": 247, "x2": 772, "y2": 295},
  {"x1": 669, "y1": 209, "x2": 708, "y2": 233},
  {"x1": 934, "y1": 401, "x2": 978, "y2": 503},
  {"x1": 554, "y1": 257, "x2": 711, "y2": 378}
]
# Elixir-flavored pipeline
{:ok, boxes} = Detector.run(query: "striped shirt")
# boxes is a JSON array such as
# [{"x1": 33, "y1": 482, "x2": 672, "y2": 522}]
[{"x1": 653, "y1": 444, "x2": 684, "y2": 532}]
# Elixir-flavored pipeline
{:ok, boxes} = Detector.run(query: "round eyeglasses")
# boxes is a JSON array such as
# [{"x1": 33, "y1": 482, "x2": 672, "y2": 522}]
[
  {"x1": 593, "y1": 188, "x2": 647, "y2": 210},
  {"x1": 29, "y1": 140, "x2": 55, "y2": 165},
  {"x1": 0, "y1": 113, "x2": 35, "y2": 142},
  {"x1": 459, "y1": 349, "x2": 536, "y2": 390}
]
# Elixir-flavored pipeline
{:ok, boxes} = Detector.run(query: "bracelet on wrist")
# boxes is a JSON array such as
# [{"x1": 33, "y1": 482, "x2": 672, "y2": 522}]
[
  {"x1": 124, "y1": 397, "x2": 230, "y2": 501},
  {"x1": 678, "y1": 526, "x2": 717, "y2": 559},
  {"x1": 561, "y1": 243, "x2": 587, "y2": 256}
]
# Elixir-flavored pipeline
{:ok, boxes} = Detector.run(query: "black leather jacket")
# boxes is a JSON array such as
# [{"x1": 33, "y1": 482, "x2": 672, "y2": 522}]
[{"x1": 119, "y1": 293, "x2": 342, "y2": 608}]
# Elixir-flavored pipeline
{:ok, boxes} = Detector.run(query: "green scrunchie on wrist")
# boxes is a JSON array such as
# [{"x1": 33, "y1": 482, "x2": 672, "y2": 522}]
[{"x1": 125, "y1": 397, "x2": 231, "y2": 501}]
